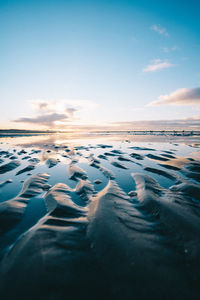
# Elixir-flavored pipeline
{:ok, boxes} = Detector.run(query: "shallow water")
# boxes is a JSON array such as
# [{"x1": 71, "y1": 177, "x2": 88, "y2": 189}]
[{"x1": 0, "y1": 133, "x2": 200, "y2": 299}]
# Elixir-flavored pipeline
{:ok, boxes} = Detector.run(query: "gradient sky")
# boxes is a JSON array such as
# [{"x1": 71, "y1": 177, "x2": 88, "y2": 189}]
[{"x1": 1, "y1": 0, "x2": 200, "y2": 130}]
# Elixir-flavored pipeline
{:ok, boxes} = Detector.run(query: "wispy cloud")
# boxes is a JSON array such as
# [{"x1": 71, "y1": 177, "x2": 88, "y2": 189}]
[
  {"x1": 148, "y1": 87, "x2": 200, "y2": 106},
  {"x1": 163, "y1": 46, "x2": 178, "y2": 53},
  {"x1": 30, "y1": 116, "x2": 198, "y2": 132},
  {"x1": 14, "y1": 113, "x2": 69, "y2": 127},
  {"x1": 13, "y1": 99, "x2": 97, "y2": 128},
  {"x1": 151, "y1": 24, "x2": 169, "y2": 37},
  {"x1": 31, "y1": 99, "x2": 96, "y2": 112},
  {"x1": 66, "y1": 116, "x2": 200, "y2": 131},
  {"x1": 109, "y1": 116, "x2": 200, "y2": 130},
  {"x1": 143, "y1": 59, "x2": 174, "y2": 73}
]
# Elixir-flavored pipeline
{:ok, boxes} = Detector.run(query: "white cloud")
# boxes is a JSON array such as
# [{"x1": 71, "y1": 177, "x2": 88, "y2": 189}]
[
  {"x1": 13, "y1": 113, "x2": 69, "y2": 127},
  {"x1": 143, "y1": 59, "x2": 174, "y2": 72},
  {"x1": 31, "y1": 99, "x2": 96, "y2": 112},
  {"x1": 109, "y1": 115, "x2": 200, "y2": 130},
  {"x1": 151, "y1": 24, "x2": 169, "y2": 37},
  {"x1": 163, "y1": 46, "x2": 178, "y2": 53},
  {"x1": 59, "y1": 115, "x2": 200, "y2": 131},
  {"x1": 13, "y1": 99, "x2": 97, "y2": 128},
  {"x1": 148, "y1": 87, "x2": 200, "y2": 106}
]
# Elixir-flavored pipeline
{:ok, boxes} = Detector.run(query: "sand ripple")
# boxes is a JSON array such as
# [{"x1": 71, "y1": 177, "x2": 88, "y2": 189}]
[{"x1": 0, "y1": 139, "x2": 200, "y2": 299}]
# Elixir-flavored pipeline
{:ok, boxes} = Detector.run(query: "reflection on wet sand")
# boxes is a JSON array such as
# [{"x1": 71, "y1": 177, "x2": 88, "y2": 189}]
[{"x1": 0, "y1": 133, "x2": 200, "y2": 299}]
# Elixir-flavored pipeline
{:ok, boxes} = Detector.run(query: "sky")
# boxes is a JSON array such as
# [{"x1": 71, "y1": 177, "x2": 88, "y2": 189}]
[{"x1": 0, "y1": 0, "x2": 200, "y2": 131}]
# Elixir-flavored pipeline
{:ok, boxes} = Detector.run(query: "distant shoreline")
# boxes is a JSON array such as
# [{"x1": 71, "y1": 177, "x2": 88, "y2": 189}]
[{"x1": 0, "y1": 129, "x2": 200, "y2": 137}]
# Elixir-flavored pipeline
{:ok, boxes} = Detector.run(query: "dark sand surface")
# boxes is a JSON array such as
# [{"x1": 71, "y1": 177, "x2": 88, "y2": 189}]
[{"x1": 0, "y1": 133, "x2": 200, "y2": 299}]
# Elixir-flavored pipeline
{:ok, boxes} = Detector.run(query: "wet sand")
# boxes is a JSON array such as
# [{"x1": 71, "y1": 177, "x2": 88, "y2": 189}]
[{"x1": 0, "y1": 133, "x2": 200, "y2": 299}]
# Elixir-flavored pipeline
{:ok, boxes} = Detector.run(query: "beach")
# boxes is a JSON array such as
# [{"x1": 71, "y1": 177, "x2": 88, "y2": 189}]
[{"x1": 0, "y1": 132, "x2": 200, "y2": 299}]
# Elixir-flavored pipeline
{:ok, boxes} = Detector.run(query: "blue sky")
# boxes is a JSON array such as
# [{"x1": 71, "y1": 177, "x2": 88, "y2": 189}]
[{"x1": 0, "y1": 0, "x2": 200, "y2": 130}]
